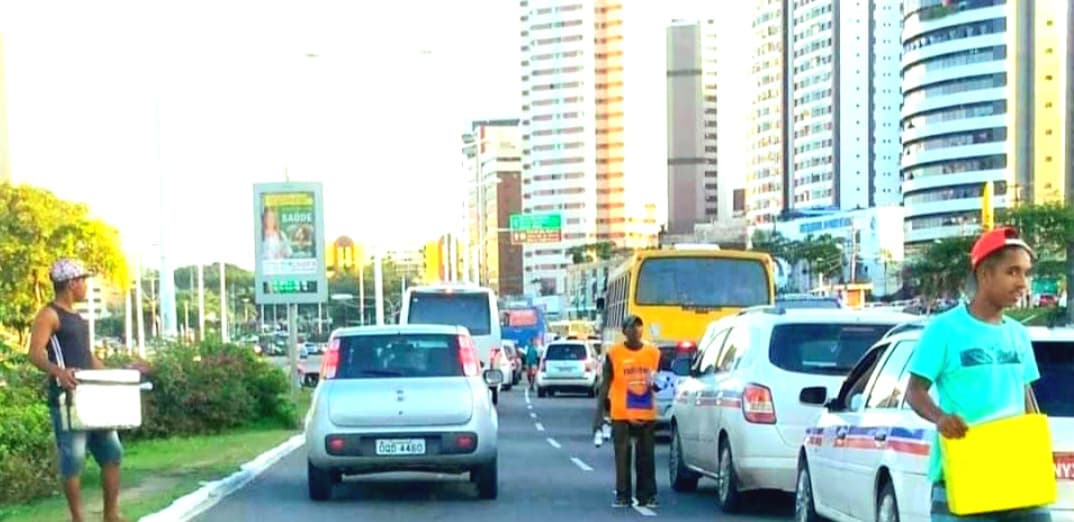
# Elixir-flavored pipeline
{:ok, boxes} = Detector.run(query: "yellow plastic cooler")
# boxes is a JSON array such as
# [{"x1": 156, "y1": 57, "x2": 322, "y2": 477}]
[{"x1": 940, "y1": 413, "x2": 1057, "y2": 515}]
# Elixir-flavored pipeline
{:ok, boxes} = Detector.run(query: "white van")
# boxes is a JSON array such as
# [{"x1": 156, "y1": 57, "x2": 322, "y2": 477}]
[{"x1": 400, "y1": 285, "x2": 504, "y2": 399}]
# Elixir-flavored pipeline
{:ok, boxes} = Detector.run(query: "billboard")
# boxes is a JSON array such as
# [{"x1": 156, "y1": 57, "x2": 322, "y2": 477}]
[{"x1": 253, "y1": 182, "x2": 328, "y2": 305}]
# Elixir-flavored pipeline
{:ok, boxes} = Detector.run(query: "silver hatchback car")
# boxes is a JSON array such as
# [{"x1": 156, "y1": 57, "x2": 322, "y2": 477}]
[{"x1": 306, "y1": 324, "x2": 503, "y2": 501}]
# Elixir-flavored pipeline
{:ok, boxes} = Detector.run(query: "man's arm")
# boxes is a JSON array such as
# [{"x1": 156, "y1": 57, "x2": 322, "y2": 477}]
[
  {"x1": 27, "y1": 308, "x2": 78, "y2": 389},
  {"x1": 906, "y1": 374, "x2": 968, "y2": 438},
  {"x1": 593, "y1": 356, "x2": 613, "y2": 431}
]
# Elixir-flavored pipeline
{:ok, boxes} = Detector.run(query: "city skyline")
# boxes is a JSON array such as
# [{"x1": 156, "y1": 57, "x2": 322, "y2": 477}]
[{"x1": 0, "y1": 0, "x2": 709, "y2": 272}]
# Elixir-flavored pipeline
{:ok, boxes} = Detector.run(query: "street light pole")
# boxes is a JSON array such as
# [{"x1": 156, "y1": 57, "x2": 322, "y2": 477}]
[
  {"x1": 374, "y1": 248, "x2": 385, "y2": 325},
  {"x1": 219, "y1": 262, "x2": 229, "y2": 342}
]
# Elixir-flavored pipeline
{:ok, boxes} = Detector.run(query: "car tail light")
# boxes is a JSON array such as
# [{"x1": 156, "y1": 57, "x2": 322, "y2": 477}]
[
  {"x1": 676, "y1": 341, "x2": 696, "y2": 353},
  {"x1": 321, "y1": 338, "x2": 341, "y2": 380},
  {"x1": 455, "y1": 434, "x2": 476, "y2": 450},
  {"x1": 458, "y1": 335, "x2": 479, "y2": 376},
  {"x1": 742, "y1": 384, "x2": 776, "y2": 424},
  {"x1": 584, "y1": 359, "x2": 596, "y2": 373},
  {"x1": 326, "y1": 435, "x2": 346, "y2": 454}
]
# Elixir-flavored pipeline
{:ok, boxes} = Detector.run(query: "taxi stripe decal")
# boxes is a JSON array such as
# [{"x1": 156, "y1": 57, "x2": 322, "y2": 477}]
[{"x1": 803, "y1": 425, "x2": 930, "y2": 457}]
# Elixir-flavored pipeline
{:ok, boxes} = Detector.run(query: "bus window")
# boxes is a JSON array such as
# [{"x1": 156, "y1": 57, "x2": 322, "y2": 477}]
[{"x1": 635, "y1": 258, "x2": 769, "y2": 308}]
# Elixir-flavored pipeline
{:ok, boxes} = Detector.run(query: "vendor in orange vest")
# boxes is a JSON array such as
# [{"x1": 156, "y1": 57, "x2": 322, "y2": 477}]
[{"x1": 593, "y1": 314, "x2": 663, "y2": 509}]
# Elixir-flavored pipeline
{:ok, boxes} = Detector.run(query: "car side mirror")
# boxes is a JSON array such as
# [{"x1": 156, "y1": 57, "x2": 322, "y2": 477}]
[
  {"x1": 848, "y1": 393, "x2": 864, "y2": 412},
  {"x1": 799, "y1": 386, "x2": 828, "y2": 406},
  {"x1": 483, "y1": 369, "x2": 504, "y2": 387},
  {"x1": 671, "y1": 358, "x2": 692, "y2": 377}
]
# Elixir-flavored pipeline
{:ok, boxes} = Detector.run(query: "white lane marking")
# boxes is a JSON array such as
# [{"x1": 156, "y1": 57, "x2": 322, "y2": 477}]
[
  {"x1": 525, "y1": 388, "x2": 531, "y2": 404},
  {"x1": 546, "y1": 438, "x2": 561, "y2": 449},
  {"x1": 527, "y1": 404, "x2": 533, "y2": 410},
  {"x1": 530, "y1": 412, "x2": 538, "y2": 419},
  {"x1": 570, "y1": 457, "x2": 593, "y2": 471},
  {"x1": 535, "y1": 422, "x2": 545, "y2": 431},
  {"x1": 634, "y1": 506, "x2": 657, "y2": 517}
]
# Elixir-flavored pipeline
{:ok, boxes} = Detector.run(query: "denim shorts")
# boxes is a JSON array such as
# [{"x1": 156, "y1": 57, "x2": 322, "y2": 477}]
[
  {"x1": 49, "y1": 406, "x2": 124, "y2": 478},
  {"x1": 932, "y1": 483, "x2": 1052, "y2": 521}
]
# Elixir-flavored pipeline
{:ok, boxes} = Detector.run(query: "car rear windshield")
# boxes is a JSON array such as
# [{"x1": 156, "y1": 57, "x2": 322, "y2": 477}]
[
  {"x1": 407, "y1": 292, "x2": 491, "y2": 336},
  {"x1": 545, "y1": 344, "x2": 587, "y2": 361},
  {"x1": 776, "y1": 298, "x2": 841, "y2": 309},
  {"x1": 769, "y1": 323, "x2": 893, "y2": 375},
  {"x1": 1031, "y1": 341, "x2": 1073, "y2": 417},
  {"x1": 335, "y1": 334, "x2": 462, "y2": 379}
]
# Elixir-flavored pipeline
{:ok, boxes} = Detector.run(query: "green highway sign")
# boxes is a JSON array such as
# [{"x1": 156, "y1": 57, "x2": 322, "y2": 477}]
[{"x1": 509, "y1": 212, "x2": 562, "y2": 245}]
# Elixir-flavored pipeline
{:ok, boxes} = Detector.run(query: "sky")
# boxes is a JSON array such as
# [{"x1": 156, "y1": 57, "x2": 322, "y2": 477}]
[{"x1": 1, "y1": 0, "x2": 718, "y2": 271}]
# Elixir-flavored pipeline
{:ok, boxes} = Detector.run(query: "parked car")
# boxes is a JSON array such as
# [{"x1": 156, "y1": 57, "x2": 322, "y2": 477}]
[
  {"x1": 306, "y1": 325, "x2": 503, "y2": 501},
  {"x1": 668, "y1": 307, "x2": 916, "y2": 512},
  {"x1": 500, "y1": 341, "x2": 523, "y2": 385},
  {"x1": 795, "y1": 325, "x2": 1073, "y2": 522}
]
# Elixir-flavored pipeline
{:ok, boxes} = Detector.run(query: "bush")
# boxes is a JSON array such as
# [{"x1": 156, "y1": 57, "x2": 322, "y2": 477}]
[
  {"x1": 121, "y1": 341, "x2": 297, "y2": 440},
  {"x1": 0, "y1": 341, "x2": 58, "y2": 504}
]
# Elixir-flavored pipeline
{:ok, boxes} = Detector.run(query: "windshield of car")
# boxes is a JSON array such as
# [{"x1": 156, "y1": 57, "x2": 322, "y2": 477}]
[
  {"x1": 1031, "y1": 340, "x2": 1073, "y2": 417},
  {"x1": 407, "y1": 292, "x2": 491, "y2": 336},
  {"x1": 769, "y1": 323, "x2": 893, "y2": 375},
  {"x1": 545, "y1": 344, "x2": 587, "y2": 361},
  {"x1": 335, "y1": 334, "x2": 463, "y2": 379}
]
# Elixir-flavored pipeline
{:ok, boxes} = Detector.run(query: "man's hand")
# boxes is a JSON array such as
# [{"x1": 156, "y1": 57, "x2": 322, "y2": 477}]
[
  {"x1": 937, "y1": 413, "x2": 969, "y2": 439},
  {"x1": 51, "y1": 367, "x2": 79, "y2": 390}
]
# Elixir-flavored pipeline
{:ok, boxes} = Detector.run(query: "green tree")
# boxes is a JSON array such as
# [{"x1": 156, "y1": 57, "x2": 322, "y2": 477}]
[
  {"x1": 907, "y1": 236, "x2": 976, "y2": 303},
  {"x1": 0, "y1": 184, "x2": 128, "y2": 344}
]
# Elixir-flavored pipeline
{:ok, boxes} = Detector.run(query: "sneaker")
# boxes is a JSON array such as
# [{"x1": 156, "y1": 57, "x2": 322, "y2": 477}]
[
  {"x1": 593, "y1": 430, "x2": 603, "y2": 447},
  {"x1": 611, "y1": 498, "x2": 632, "y2": 508},
  {"x1": 638, "y1": 498, "x2": 658, "y2": 509},
  {"x1": 601, "y1": 423, "x2": 612, "y2": 440}
]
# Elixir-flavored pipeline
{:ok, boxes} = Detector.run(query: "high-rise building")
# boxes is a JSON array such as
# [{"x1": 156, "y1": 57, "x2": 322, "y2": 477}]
[
  {"x1": 520, "y1": 0, "x2": 666, "y2": 296},
  {"x1": 666, "y1": 20, "x2": 719, "y2": 234},
  {"x1": 900, "y1": 0, "x2": 1071, "y2": 248},
  {"x1": 746, "y1": 0, "x2": 903, "y2": 226},
  {"x1": 461, "y1": 119, "x2": 524, "y2": 297},
  {"x1": 0, "y1": 32, "x2": 11, "y2": 183}
]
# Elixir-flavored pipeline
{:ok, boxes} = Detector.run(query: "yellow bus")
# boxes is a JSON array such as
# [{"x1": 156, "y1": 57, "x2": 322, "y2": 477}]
[{"x1": 598, "y1": 247, "x2": 775, "y2": 347}]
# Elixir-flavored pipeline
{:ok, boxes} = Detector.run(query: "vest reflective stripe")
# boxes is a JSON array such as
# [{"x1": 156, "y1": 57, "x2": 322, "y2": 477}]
[{"x1": 608, "y1": 343, "x2": 660, "y2": 422}]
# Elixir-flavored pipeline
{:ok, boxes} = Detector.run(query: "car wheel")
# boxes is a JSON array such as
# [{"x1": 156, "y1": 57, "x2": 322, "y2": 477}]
[
  {"x1": 877, "y1": 480, "x2": 900, "y2": 522},
  {"x1": 474, "y1": 458, "x2": 498, "y2": 500},
  {"x1": 669, "y1": 425, "x2": 699, "y2": 492},
  {"x1": 715, "y1": 439, "x2": 742, "y2": 513},
  {"x1": 795, "y1": 460, "x2": 820, "y2": 522},
  {"x1": 587, "y1": 386, "x2": 597, "y2": 398},
  {"x1": 307, "y1": 461, "x2": 333, "y2": 501},
  {"x1": 503, "y1": 381, "x2": 513, "y2": 392},
  {"x1": 537, "y1": 387, "x2": 547, "y2": 398}
]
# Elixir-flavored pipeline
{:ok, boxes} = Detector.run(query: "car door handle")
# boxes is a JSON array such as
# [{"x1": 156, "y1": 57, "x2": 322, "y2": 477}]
[
  {"x1": 874, "y1": 431, "x2": 888, "y2": 442},
  {"x1": 836, "y1": 431, "x2": 847, "y2": 440}
]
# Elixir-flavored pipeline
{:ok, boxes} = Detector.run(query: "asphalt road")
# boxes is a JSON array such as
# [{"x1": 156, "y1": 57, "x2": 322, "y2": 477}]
[{"x1": 196, "y1": 385, "x2": 794, "y2": 521}]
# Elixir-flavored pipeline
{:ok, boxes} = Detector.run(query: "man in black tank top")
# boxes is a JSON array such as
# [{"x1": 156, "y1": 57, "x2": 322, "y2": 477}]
[{"x1": 28, "y1": 259, "x2": 125, "y2": 522}]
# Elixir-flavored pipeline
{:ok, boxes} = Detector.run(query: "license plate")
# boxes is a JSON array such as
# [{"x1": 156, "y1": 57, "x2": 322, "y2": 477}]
[{"x1": 375, "y1": 439, "x2": 426, "y2": 456}]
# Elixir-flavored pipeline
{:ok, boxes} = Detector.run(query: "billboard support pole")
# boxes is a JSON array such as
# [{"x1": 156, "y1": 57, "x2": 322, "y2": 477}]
[
  {"x1": 287, "y1": 303, "x2": 298, "y2": 398},
  {"x1": 374, "y1": 249, "x2": 385, "y2": 325}
]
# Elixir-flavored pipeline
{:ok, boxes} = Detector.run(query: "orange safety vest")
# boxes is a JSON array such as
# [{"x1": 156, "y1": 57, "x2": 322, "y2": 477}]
[{"x1": 607, "y1": 342, "x2": 660, "y2": 422}]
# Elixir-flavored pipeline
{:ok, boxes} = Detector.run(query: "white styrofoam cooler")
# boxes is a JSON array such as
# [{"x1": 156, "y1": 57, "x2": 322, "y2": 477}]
[{"x1": 58, "y1": 369, "x2": 150, "y2": 431}]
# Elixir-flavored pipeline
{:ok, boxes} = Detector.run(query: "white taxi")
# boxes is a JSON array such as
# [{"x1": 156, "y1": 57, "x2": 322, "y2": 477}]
[{"x1": 796, "y1": 326, "x2": 1073, "y2": 522}]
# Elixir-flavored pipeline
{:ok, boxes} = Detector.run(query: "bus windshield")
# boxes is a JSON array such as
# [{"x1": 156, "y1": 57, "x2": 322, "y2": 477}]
[
  {"x1": 407, "y1": 292, "x2": 491, "y2": 336},
  {"x1": 635, "y1": 257, "x2": 770, "y2": 308}
]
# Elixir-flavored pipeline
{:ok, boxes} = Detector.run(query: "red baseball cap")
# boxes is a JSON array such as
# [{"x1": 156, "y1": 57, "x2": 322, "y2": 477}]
[{"x1": 970, "y1": 226, "x2": 1035, "y2": 270}]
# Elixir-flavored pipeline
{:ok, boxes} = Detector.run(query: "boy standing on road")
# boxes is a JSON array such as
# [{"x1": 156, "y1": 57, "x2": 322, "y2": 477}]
[
  {"x1": 593, "y1": 315, "x2": 662, "y2": 509},
  {"x1": 525, "y1": 343, "x2": 540, "y2": 391},
  {"x1": 27, "y1": 260, "x2": 126, "y2": 522},
  {"x1": 906, "y1": 227, "x2": 1050, "y2": 521}
]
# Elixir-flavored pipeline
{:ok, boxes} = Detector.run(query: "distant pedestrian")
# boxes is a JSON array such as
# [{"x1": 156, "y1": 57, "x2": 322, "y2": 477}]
[
  {"x1": 906, "y1": 227, "x2": 1050, "y2": 520},
  {"x1": 27, "y1": 259, "x2": 126, "y2": 522},
  {"x1": 525, "y1": 343, "x2": 540, "y2": 391},
  {"x1": 593, "y1": 315, "x2": 663, "y2": 509}
]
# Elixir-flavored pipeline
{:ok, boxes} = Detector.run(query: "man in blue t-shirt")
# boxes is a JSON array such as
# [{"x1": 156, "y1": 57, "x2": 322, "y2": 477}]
[{"x1": 906, "y1": 227, "x2": 1048, "y2": 520}]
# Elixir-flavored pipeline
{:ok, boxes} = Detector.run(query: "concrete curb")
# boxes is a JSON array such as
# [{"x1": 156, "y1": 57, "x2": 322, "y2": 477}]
[{"x1": 139, "y1": 433, "x2": 305, "y2": 522}]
